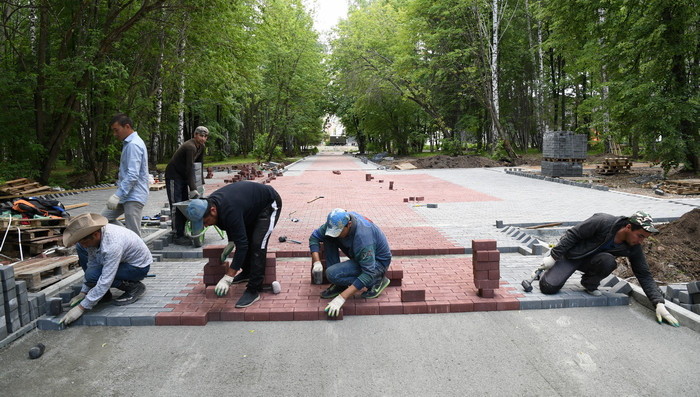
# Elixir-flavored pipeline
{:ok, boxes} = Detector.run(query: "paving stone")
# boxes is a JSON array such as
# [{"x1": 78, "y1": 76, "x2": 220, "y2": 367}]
[
  {"x1": 687, "y1": 281, "x2": 700, "y2": 295},
  {"x1": 610, "y1": 280, "x2": 633, "y2": 295},
  {"x1": 37, "y1": 317, "x2": 66, "y2": 330}
]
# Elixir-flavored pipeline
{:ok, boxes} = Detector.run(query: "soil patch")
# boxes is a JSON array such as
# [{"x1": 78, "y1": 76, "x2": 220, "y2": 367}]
[{"x1": 383, "y1": 154, "x2": 505, "y2": 169}]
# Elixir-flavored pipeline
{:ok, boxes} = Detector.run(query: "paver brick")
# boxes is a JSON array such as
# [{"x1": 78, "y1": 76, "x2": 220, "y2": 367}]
[
  {"x1": 471, "y1": 239, "x2": 497, "y2": 252},
  {"x1": 401, "y1": 289, "x2": 425, "y2": 302}
]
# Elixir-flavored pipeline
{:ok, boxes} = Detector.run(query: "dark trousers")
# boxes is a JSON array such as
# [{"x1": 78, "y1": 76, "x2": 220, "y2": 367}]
[
  {"x1": 241, "y1": 192, "x2": 282, "y2": 291},
  {"x1": 166, "y1": 178, "x2": 189, "y2": 237},
  {"x1": 539, "y1": 252, "x2": 617, "y2": 294}
]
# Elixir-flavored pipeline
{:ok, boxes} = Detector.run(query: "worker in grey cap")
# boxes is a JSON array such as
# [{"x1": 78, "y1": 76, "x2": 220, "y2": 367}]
[
  {"x1": 165, "y1": 125, "x2": 209, "y2": 245},
  {"x1": 532, "y1": 211, "x2": 679, "y2": 326},
  {"x1": 60, "y1": 213, "x2": 152, "y2": 326}
]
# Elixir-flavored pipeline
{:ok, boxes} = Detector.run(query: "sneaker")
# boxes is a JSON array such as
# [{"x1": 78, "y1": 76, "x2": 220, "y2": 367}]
[
  {"x1": 361, "y1": 276, "x2": 390, "y2": 299},
  {"x1": 113, "y1": 281, "x2": 146, "y2": 306},
  {"x1": 231, "y1": 272, "x2": 250, "y2": 284},
  {"x1": 235, "y1": 289, "x2": 260, "y2": 308},
  {"x1": 99, "y1": 290, "x2": 113, "y2": 304},
  {"x1": 320, "y1": 284, "x2": 345, "y2": 299},
  {"x1": 585, "y1": 288, "x2": 602, "y2": 296},
  {"x1": 173, "y1": 236, "x2": 192, "y2": 246}
]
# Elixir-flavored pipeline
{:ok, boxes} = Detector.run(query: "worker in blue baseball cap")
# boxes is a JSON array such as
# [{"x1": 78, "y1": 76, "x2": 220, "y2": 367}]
[
  {"x1": 185, "y1": 181, "x2": 282, "y2": 308},
  {"x1": 309, "y1": 208, "x2": 393, "y2": 317}
]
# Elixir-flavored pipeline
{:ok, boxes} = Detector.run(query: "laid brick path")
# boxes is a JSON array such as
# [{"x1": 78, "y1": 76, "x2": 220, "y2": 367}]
[{"x1": 40, "y1": 152, "x2": 682, "y2": 328}]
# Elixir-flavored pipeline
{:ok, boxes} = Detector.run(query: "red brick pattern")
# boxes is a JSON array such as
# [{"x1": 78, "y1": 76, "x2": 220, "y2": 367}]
[
  {"x1": 156, "y1": 155, "x2": 519, "y2": 325},
  {"x1": 471, "y1": 240, "x2": 501, "y2": 298}
]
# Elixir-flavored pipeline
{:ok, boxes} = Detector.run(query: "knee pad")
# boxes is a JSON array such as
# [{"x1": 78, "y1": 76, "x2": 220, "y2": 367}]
[{"x1": 539, "y1": 275, "x2": 562, "y2": 295}]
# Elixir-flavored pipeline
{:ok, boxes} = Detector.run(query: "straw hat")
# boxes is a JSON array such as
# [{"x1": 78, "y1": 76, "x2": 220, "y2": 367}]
[{"x1": 63, "y1": 213, "x2": 108, "y2": 247}]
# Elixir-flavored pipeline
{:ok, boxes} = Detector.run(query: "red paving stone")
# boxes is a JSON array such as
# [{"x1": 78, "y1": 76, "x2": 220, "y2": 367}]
[{"x1": 157, "y1": 154, "x2": 521, "y2": 324}]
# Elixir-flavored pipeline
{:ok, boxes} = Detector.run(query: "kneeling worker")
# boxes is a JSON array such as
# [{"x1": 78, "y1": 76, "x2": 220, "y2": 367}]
[
  {"x1": 310, "y1": 209, "x2": 392, "y2": 317},
  {"x1": 534, "y1": 210, "x2": 679, "y2": 326},
  {"x1": 61, "y1": 213, "x2": 152, "y2": 325}
]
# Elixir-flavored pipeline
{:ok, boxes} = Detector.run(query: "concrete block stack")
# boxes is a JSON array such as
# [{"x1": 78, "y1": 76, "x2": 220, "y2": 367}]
[
  {"x1": 263, "y1": 253, "x2": 277, "y2": 286},
  {"x1": 664, "y1": 281, "x2": 700, "y2": 315},
  {"x1": 541, "y1": 131, "x2": 587, "y2": 177},
  {"x1": 0, "y1": 264, "x2": 47, "y2": 341},
  {"x1": 471, "y1": 240, "x2": 500, "y2": 298}
]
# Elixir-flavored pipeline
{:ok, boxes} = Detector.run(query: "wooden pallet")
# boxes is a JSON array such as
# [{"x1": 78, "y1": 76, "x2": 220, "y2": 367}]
[
  {"x1": 4, "y1": 235, "x2": 63, "y2": 257},
  {"x1": 13, "y1": 255, "x2": 80, "y2": 291},
  {"x1": 0, "y1": 217, "x2": 68, "y2": 229},
  {"x1": 662, "y1": 179, "x2": 700, "y2": 195},
  {"x1": 150, "y1": 182, "x2": 166, "y2": 191},
  {"x1": 0, "y1": 178, "x2": 53, "y2": 196},
  {"x1": 596, "y1": 158, "x2": 632, "y2": 175}
]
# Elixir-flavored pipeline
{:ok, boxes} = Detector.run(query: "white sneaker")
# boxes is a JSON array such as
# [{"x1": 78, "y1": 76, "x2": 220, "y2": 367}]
[{"x1": 585, "y1": 289, "x2": 602, "y2": 296}]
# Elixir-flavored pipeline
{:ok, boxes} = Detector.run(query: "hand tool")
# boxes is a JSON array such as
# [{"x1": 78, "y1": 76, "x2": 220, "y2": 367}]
[
  {"x1": 278, "y1": 236, "x2": 302, "y2": 244},
  {"x1": 522, "y1": 269, "x2": 544, "y2": 292}
]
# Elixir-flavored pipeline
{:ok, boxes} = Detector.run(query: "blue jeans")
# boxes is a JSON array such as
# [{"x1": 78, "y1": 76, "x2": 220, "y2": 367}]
[
  {"x1": 326, "y1": 259, "x2": 387, "y2": 288},
  {"x1": 76, "y1": 244, "x2": 150, "y2": 289}
]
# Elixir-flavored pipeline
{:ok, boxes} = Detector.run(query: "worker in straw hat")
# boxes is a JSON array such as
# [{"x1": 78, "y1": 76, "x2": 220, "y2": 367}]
[{"x1": 59, "y1": 213, "x2": 152, "y2": 326}]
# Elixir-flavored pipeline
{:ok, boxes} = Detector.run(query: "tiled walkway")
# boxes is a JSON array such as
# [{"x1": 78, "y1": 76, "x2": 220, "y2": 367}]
[{"x1": 37, "y1": 153, "x2": 697, "y2": 327}]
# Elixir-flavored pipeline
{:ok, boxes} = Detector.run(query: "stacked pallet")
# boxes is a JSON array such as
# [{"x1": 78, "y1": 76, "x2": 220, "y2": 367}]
[
  {"x1": 0, "y1": 218, "x2": 68, "y2": 258},
  {"x1": 0, "y1": 178, "x2": 53, "y2": 197},
  {"x1": 12, "y1": 255, "x2": 80, "y2": 292},
  {"x1": 541, "y1": 131, "x2": 587, "y2": 177},
  {"x1": 596, "y1": 157, "x2": 632, "y2": 175}
]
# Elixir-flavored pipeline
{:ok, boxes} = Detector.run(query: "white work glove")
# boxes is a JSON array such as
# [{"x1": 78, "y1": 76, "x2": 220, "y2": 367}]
[
  {"x1": 655, "y1": 303, "x2": 680, "y2": 327},
  {"x1": 188, "y1": 189, "x2": 200, "y2": 199},
  {"x1": 540, "y1": 255, "x2": 556, "y2": 270},
  {"x1": 312, "y1": 261, "x2": 323, "y2": 284},
  {"x1": 325, "y1": 295, "x2": 346, "y2": 317},
  {"x1": 215, "y1": 274, "x2": 234, "y2": 297},
  {"x1": 60, "y1": 305, "x2": 84, "y2": 325},
  {"x1": 220, "y1": 242, "x2": 236, "y2": 262},
  {"x1": 106, "y1": 194, "x2": 121, "y2": 210},
  {"x1": 69, "y1": 292, "x2": 86, "y2": 307}
]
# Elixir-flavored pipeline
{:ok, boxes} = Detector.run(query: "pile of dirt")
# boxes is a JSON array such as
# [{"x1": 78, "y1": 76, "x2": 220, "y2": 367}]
[
  {"x1": 615, "y1": 209, "x2": 700, "y2": 284},
  {"x1": 384, "y1": 154, "x2": 504, "y2": 169}
]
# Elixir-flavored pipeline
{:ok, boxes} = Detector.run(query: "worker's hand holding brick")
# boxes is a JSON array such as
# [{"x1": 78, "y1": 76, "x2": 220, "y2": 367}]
[
  {"x1": 106, "y1": 194, "x2": 121, "y2": 210},
  {"x1": 69, "y1": 292, "x2": 86, "y2": 307},
  {"x1": 215, "y1": 275, "x2": 234, "y2": 297},
  {"x1": 655, "y1": 303, "x2": 680, "y2": 327},
  {"x1": 325, "y1": 295, "x2": 345, "y2": 317},
  {"x1": 60, "y1": 305, "x2": 84, "y2": 325}
]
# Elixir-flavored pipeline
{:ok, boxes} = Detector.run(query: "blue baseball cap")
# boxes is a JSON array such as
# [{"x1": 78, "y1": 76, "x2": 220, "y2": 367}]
[
  {"x1": 325, "y1": 208, "x2": 350, "y2": 237},
  {"x1": 185, "y1": 199, "x2": 208, "y2": 236}
]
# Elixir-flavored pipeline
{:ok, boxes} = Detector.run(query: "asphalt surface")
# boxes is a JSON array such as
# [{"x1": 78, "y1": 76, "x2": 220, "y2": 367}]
[{"x1": 1, "y1": 152, "x2": 699, "y2": 396}]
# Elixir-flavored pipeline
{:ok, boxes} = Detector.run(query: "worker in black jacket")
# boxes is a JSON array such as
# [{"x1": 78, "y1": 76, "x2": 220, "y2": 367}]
[
  {"x1": 165, "y1": 126, "x2": 208, "y2": 245},
  {"x1": 185, "y1": 181, "x2": 282, "y2": 308},
  {"x1": 535, "y1": 211, "x2": 679, "y2": 326}
]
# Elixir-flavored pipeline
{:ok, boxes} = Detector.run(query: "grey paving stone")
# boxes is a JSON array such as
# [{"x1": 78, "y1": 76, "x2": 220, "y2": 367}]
[
  {"x1": 564, "y1": 296, "x2": 587, "y2": 308},
  {"x1": 105, "y1": 316, "x2": 132, "y2": 326},
  {"x1": 130, "y1": 316, "x2": 156, "y2": 326},
  {"x1": 37, "y1": 317, "x2": 66, "y2": 330},
  {"x1": 540, "y1": 297, "x2": 566, "y2": 309},
  {"x1": 585, "y1": 296, "x2": 609, "y2": 307}
]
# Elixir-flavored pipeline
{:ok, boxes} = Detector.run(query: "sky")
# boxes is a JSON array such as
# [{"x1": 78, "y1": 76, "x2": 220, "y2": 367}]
[{"x1": 304, "y1": 0, "x2": 349, "y2": 33}]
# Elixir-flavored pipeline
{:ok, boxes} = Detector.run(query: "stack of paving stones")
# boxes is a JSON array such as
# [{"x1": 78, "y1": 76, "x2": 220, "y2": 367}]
[
  {"x1": 471, "y1": 239, "x2": 500, "y2": 298},
  {"x1": 0, "y1": 265, "x2": 47, "y2": 341},
  {"x1": 664, "y1": 281, "x2": 700, "y2": 315},
  {"x1": 503, "y1": 168, "x2": 610, "y2": 191},
  {"x1": 541, "y1": 131, "x2": 587, "y2": 177}
]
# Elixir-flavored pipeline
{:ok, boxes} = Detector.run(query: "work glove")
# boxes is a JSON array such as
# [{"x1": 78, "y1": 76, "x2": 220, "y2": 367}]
[
  {"x1": 188, "y1": 189, "x2": 200, "y2": 199},
  {"x1": 655, "y1": 303, "x2": 680, "y2": 327},
  {"x1": 106, "y1": 194, "x2": 121, "y2": 210},
  {"x1": 312, "y1": 261, "x2": 323, "y2": 285},
  {"x1": 69, "y1": 292, "x2": 86, "y2": 307},
  {"x1": 325, "y1": 295, "x2": 346, "y2": 317},
  {"x1": 540, "y1": 255, "x2": 556, "y2": 270},
  {"x1": 220, "y1": 241, "x2": 236, "y2": 262},
  {"x1": 60, "y1": 305, "x2": 84, "y2": 325},
  {"x1": 215, "y1": 274, "x2": 234, "y2": 297}
]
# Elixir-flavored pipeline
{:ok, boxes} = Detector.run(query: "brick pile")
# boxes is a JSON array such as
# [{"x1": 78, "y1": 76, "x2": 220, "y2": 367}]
[
  {"x1": 665, "y1": 281, "x2": 700, "y2": 315},
  {"x1": 0, "y1": 265, "x2": 47, "y2": 341},
  {"x1": 471, "y1": 239, "x2": 500, "y2": 298}
]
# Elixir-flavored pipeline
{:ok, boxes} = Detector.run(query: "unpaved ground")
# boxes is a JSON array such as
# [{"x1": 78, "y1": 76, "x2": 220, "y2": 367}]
[{"x1": 382, "y1": 153, "x2": 699, "y2": 285}]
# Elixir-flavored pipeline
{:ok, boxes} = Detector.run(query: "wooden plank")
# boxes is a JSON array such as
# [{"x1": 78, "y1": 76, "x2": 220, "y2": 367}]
[
  {"x1": 13, "y1": 255, "x2": 81, "y2": 291},
  {"x1": 0, "y1": 217, "x2": 69, "y2": 230},
  {"x1": 22, "y1": 185, "x2": 53, "y2": 194},
  {"x1": 149, "y1": 182, "x2": 166, "y2": 191},
  {"x1": 64, "y1": 202, "x2": 89, "y2": 210},
  {"x1": 13, "y1": 255, "x2": 79, "y2": 273}
]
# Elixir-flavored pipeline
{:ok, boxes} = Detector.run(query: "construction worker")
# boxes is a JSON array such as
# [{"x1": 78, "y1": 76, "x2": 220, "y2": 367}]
[
  {"x1": 310, "y1": 208, "x2": 392, "y2": 317},
  {"x1": 185, "y1": 181, "x2": 282, "y2": 308},
  {"x1": 60, "y1": 213, "x2": 152, "y2": 326},
  {"x1": 535, "y1": 211, "x2": 679, "y2": 326},
  {"x1": 104, "y1": 113, "x2": 149, "y2": 237},
  {"x1": 165, "y1": 125, "x2": 209, "y2": 245}
]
